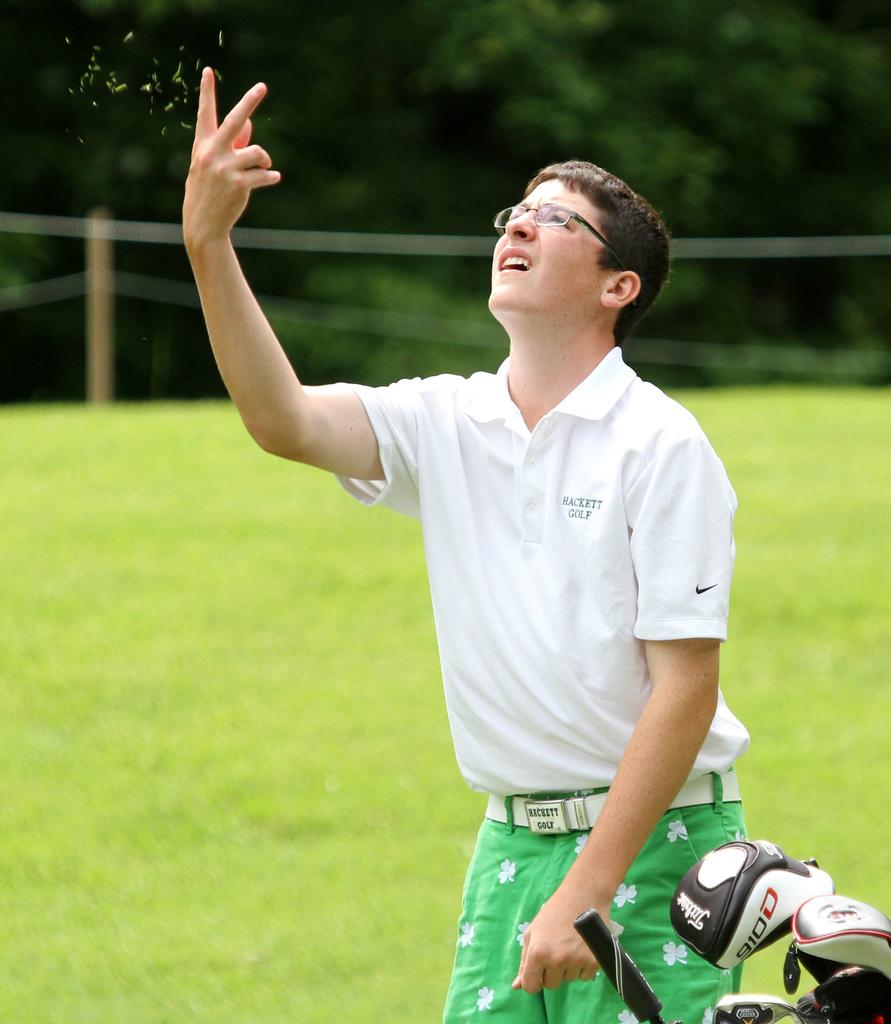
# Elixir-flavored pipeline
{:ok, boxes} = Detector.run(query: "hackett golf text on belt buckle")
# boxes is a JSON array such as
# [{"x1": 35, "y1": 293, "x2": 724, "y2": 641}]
[{"x1": 523, "y1": 798, "x2": 571, "y2": 834}]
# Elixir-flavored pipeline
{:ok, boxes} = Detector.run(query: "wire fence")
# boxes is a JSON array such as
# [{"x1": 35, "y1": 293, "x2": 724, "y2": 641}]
[
  {"x1": 4, "y1": 209, "x2": 891, "y2": 258},
  {"x1": 2, "y1": 209, "x2": 891, "y2": 399}
]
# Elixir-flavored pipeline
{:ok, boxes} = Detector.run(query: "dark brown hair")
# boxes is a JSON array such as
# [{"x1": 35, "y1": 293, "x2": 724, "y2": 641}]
[{"x1": 523, "y1": 160, "x2": 670, "y2": 344}]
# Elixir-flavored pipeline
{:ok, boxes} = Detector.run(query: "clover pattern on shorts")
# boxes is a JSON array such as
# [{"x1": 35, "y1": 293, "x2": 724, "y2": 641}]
[
  {"x1": 614, "y1": 882, "x2": 638, "y2": 908},
  {"x1": 498, "y1": 859, "x2": 517, "y2": 884},
  {"x1": 667, "y1": 819, "x2": 688, "y2": 843},
  {"x1": 516, "y1": 921, "x2": 530, "y2": 946},
  {"x1": 702, "y1": 1008, "x2": 714, "y2": 1024},
  {"x1": 575, "y1": 833, "x2": 589, "y2": 856},
  {"x1": 663, "y1": 940, "x2": 688, "y2": 966},
  {"x1": 618, "y1": 1011, "x2": 639, "y2": 1024},
  {"x1": 477, "y1": 986, "x2": 495, "y2": 1011},
  {"x1": 459, "y1": 922, "x2": 476, "y2": 948}
]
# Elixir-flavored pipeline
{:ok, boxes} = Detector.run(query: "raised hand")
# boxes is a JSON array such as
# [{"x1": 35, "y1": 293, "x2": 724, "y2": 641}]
[{"x1": 183, "y1": 67, "x2": 281, "y2": 251}]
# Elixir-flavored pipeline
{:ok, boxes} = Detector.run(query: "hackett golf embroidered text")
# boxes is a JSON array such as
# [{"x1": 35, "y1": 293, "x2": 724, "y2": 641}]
[{"x1": 561, "y1": 495, "x2": 603, "y2": 520}]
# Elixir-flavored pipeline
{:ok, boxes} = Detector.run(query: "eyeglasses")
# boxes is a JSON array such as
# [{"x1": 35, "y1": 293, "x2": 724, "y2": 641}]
[{"x1": 493, "y1": 203, "x2": 626, "y2": 270}]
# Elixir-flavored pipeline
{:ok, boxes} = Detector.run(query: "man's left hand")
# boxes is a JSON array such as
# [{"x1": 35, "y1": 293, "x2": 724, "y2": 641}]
[{"x1": 512, "y1": 889, "x2": 602, "y2": 993}]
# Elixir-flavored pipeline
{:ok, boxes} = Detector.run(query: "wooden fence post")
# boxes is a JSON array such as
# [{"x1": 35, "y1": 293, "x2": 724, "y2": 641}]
[{"x1": 86, "y1": 207, "x2": 115, "y2": 403}]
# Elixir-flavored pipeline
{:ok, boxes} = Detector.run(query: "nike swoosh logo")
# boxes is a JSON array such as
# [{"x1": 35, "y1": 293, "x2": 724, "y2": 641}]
[{"x1": 695, "y1": 584, "x2": 718, "y2": 595}]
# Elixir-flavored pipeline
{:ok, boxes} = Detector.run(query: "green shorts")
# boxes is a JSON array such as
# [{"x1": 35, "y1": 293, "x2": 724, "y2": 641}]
[{"x1": 443, "y1": 784, "x2": 746, "y2": 1023}]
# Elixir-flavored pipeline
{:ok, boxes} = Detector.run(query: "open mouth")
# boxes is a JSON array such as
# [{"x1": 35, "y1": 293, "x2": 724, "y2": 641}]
[{"x1": 500, "y1": 256, "x2": 530, "y2": 272}]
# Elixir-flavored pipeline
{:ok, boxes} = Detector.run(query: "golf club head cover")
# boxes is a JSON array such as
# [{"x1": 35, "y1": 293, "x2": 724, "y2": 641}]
[
  {"x1": 796, "y1": 965, "x2": 891, "y2": 1024},
  {"x1": 792, "y1": 894, "x2": 891, "y2": 983},
  {"x1": 670, "y1": 839, "x2": 834, "y2": 969}
]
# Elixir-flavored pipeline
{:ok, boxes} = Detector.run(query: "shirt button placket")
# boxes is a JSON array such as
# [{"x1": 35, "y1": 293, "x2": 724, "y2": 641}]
[{"x1": 521, "y1": 435, "x2": 545, "y2": 544}]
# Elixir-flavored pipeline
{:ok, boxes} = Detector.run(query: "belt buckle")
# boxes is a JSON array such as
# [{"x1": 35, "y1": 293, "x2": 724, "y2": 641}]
[{"x1": 523, "y1": 798, "x2": 570, "y2": 834}]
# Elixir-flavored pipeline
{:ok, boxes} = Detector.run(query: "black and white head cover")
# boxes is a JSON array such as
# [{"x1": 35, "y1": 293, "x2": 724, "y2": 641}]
[
  {"x1": 670, "y1": 840, "x2": 834, "y2": 969},
  {"x1": 792, "y1": 894, "x2": 891, "y2": 982}
]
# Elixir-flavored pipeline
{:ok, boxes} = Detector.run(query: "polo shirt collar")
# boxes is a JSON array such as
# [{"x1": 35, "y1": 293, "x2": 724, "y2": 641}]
[
  {"x1": 463, "y1": 346, "x2": 637, "y2": 425},
  {"x1": 460, "y1": 359, "x2": 516, "y2": 424},
  {"x1": 554, "y1": 346, "x2": 637, "y2": 421}
]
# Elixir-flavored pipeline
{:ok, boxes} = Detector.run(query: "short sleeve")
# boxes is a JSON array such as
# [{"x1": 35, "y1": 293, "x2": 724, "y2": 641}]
[
  {"x1": 335, "y1": 379, "x2": 424, "y2": 519},
  {"x1": 627, "y1": 435, "x2": 737, "y2": 641}
]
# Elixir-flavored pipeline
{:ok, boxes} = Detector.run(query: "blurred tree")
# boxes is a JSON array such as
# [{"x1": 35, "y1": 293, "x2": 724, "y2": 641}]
[{"x1": 0, "y1": 0, "x2": 888, "y2": 399}]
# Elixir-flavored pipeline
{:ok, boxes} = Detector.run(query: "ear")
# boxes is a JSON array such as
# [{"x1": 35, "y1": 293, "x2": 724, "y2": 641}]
[{"x1": 601, "y1": 270, "x2": 641, "y2": 310}]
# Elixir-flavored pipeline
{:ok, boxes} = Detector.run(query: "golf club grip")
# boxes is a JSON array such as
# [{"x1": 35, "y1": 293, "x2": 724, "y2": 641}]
[{"x1": 574, "y1": 909, "x2": 664, "y2": 1023}]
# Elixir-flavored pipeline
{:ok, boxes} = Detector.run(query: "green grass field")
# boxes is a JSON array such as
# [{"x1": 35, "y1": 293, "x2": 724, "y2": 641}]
[{"x1": 2, "y1": 390, "x2": 888, "y2": 1022}]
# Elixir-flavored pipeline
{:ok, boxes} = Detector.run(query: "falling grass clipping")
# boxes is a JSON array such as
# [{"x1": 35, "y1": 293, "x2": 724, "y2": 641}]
[{"x1": 67, "y1": 29, "x2": 225, "y2": 138}]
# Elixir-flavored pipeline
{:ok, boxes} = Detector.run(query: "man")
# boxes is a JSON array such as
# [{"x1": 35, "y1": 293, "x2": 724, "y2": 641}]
[{"x1": 183, "y1": 69, "x2": 750, "y2": 1022}]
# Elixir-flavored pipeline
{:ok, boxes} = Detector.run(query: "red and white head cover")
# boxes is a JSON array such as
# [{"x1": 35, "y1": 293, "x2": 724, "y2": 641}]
[
  {"x1": 671, "y1": 839, "x2": 835, "y2": 969},
  {"x1": 793, "y1": 895, "x2": 891, "y2": 981}
]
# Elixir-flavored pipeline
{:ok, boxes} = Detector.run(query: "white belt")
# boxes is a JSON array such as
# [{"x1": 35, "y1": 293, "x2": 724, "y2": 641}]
[{"x1": 486, "y1": 771, "x2": 741, "y2": 835}]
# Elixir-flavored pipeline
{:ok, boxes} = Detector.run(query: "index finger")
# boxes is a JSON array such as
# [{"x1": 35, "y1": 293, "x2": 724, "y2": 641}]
[
  {"x1": 513, "y1": 945, "x2": 544, "y2": 994},
  {"x1": 194, "y1": 66, "x2": 218, "y2": 141},
  {"x1": 218, "y1": 82, "x2": 268, "y2": 147}
]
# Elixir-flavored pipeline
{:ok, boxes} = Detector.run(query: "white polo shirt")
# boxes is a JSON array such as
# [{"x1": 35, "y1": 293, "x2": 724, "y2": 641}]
[{"x1": 337, "y1": 347, "x2": 749, "y2": 795}]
